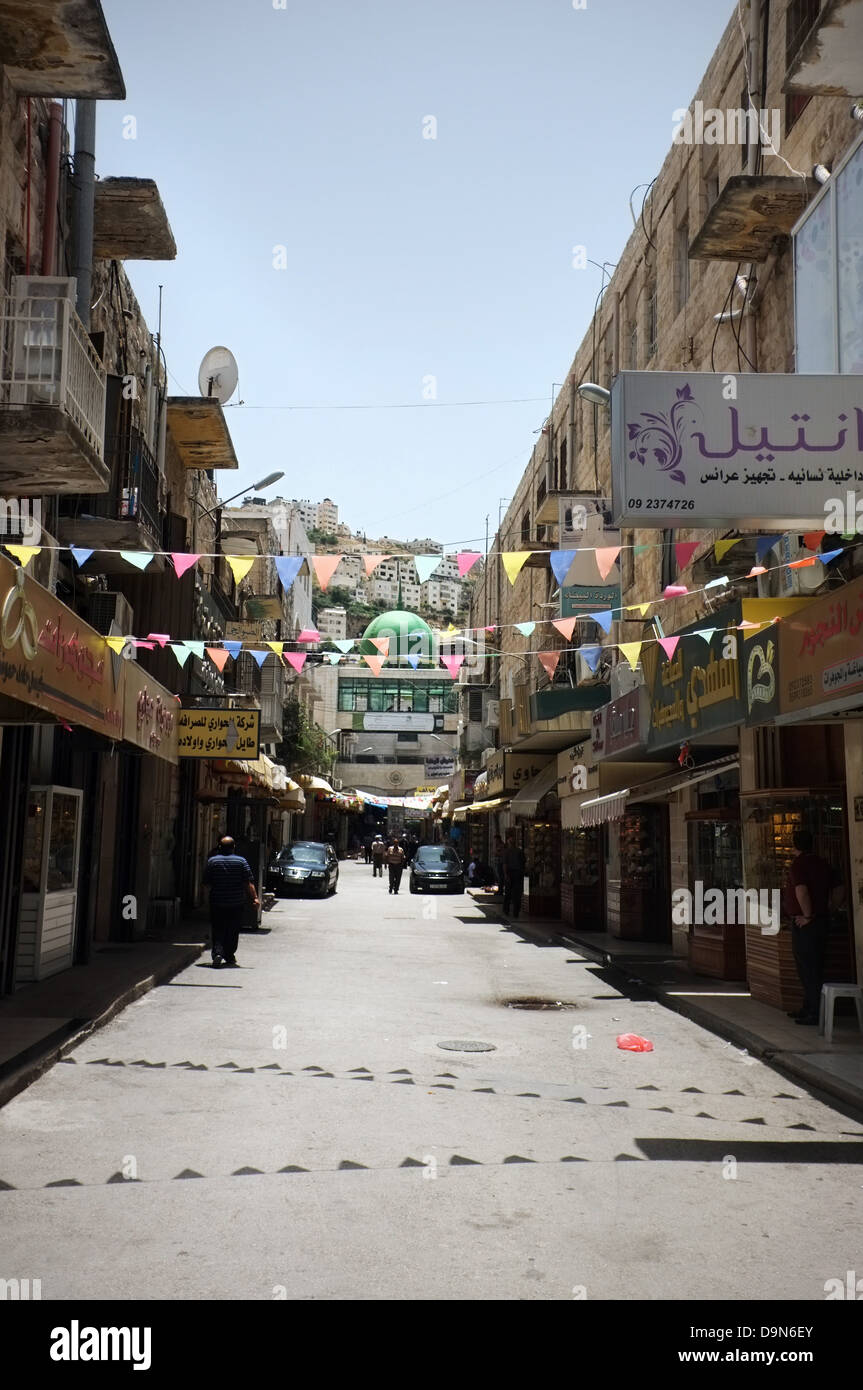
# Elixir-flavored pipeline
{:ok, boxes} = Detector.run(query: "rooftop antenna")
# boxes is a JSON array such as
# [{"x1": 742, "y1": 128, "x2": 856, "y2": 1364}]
[{"x1": 198, "y1": 345, "x2": 239, "y2": 404}]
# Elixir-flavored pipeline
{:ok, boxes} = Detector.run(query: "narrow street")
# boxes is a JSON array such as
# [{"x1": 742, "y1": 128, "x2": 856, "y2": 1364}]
[{"x1": 2, "y1": 864, "x2": 860, "y2": 1302}]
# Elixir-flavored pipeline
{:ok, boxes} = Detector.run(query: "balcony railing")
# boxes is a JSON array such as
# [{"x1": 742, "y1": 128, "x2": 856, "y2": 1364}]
[{"x1": 0, "y1": 289, "x2": 106, "y2": 457}]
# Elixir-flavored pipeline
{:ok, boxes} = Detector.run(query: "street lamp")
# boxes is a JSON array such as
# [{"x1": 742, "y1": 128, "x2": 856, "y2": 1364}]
[
  {"x1": 577, "y1": 383, "x2": 611, "y2": 408},
  {"x1": 197, "y1": 470, "x2": 286, "y2": 519}
]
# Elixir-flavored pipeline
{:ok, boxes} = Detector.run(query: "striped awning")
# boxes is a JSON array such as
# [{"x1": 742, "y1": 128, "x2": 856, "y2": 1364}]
[
  {"x1": 579, "y1": 789, "x2": 629, "y2": 827},
  {"x1": 452, "y1": 796, "x2": 510, "y2": 821}
]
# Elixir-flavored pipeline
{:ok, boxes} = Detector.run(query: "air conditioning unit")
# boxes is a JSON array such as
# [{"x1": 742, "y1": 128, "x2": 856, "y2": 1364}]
[
  {"x1": 610, "y1": 660, "x2": 643, "y2": 701},
  {"x1": 484, "y1": 699, "x2": 500, "y2": 728},
  {"x1": 757, "y1": 539, "x2": 825, "y2": 598},
  {"x1": 87, "y1": 591, "x2": 135, "y2": 636},
  {"x1": 10, "y1": 277, "x2": 77, "y2": 407},
  {"x1": 333, "y1": 778, "x2": 343, "y2": 791}
]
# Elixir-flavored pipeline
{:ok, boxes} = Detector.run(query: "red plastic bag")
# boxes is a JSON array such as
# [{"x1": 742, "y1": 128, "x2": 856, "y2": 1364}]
[{"x1": 616, "y1": 1033, "x2": 654, "y2": 1052}]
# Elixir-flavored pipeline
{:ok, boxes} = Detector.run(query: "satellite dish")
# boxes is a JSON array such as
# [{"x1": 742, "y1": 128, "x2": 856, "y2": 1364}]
[{"x1": 198, "y1": 346, "x2": 238, "y2": 404}]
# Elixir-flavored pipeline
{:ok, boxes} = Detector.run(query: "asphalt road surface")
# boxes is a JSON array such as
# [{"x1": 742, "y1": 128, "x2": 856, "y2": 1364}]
[{"x1": 1, "y1": 862, "x2": 861, "y2": 1301}]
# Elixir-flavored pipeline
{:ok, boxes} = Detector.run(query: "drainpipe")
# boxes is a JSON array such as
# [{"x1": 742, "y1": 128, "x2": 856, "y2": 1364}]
[
  {"x1": 41, "y1": 103, "x2": 63, "y2": 276},
  {"x1": 72, "y1": 100, "x2": 97, "y2": 327},
  {"x1": 744, "y1": 0, "x2": 763, "y2": 371}
]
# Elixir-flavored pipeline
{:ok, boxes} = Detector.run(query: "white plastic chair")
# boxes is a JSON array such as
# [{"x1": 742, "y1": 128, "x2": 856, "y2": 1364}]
[{"x1": 819, "y1": 984, "x2": 863, "y2": 1044}]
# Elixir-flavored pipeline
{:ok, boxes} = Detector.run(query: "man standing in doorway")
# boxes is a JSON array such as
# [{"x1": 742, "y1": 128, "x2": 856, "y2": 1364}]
[
  {"x1": 385, "y1": 837, "x2": 407, "y2": 895},
  {"x1": 782, "y1": 829, "x2": 833, "y2": 1025},
  {"x1": 203, "y1": 835, "x2": 260, "y2": 969},
  {"x1": 502, "y1": 830, "x2": 526, "y2": 920}
]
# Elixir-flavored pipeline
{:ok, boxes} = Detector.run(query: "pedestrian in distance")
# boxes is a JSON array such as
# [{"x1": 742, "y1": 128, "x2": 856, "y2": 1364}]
[
  {"x1": 501, "y1": 830, "x2": 526, "y2": 919},
  {"x1": 364, "y1": 835, "x2": 373, "y2": 865},
  {"x1": 385, "y1": 837, "x2": 407, "y2": 894},
  {"x1": 371, "y1": 835, "x2": 385, "y2": 878},
  {"x1": 203, "y1": 835, "x2": 260, "y2": 969},
  {"x1": 781, "y1": 829, "x2": 834, "y2": 1025}
]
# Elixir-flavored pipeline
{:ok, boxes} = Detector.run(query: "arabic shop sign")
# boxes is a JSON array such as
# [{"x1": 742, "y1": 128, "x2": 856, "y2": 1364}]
[
  {"x1": 778, "y1": 577, "x2": 863, "y2": 718},
  {"x1": 744, "y1": 629, "x2": 779, "y2": 726},
  {"x1": 123, "y1": 666, "x2": 178, "y2": 763},
  {"x1": 486, "y1": 751, "x2": 551, "y2": 798},
  {"x1": 611, "y1": 372, "x2": 863, "y2": 528},
  {"x1": 177, "y1": 707, "x2": 261, "y2": 758},
  {"x1": 561, "y1": 584, "x2": 621, "y2": 616},
  {"x1": 592, "y1": 686, "x2": 648, "y2": 761},
  {"x1": 642, "y1": 604, "x2": 744, "y2": 750},
  {"x1": 0, "y1": 555, "x2": 124, "y2": 739}
]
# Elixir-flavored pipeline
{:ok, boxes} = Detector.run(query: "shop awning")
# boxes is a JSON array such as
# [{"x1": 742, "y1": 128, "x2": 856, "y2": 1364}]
[
  {"x1": 472, "y1": 770, "x2": 488, "y2": 795},
  {"x1": 624, "y1": 755, "x2": 739, "y2": 804},
  {"x1": 510, "y1": 760, "x2": 560, "y2": 818},
  {"x1": 580, "y1": 790, "x2": 630, "y2": 826},
  {"x1": 453, "y1": 796, "x2": 510, "y2": 821},
  {"x1": 297, "y1": 774, "x2": 336, "y2": 795}
]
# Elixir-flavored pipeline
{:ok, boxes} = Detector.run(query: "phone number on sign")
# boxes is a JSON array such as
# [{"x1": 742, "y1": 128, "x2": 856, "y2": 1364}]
[{"x1": 626, "y1": 498, "x2": 695, "y2": 510}]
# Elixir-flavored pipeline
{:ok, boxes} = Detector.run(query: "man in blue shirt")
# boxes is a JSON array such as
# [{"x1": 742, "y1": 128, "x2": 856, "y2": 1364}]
[{"x1": 203, "y1": 836, "x2": 259, "y2": 968}]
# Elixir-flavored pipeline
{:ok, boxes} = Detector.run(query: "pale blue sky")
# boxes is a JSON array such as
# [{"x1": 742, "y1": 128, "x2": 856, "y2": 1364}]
[{"x1": 98, "y1": 0, "x2": 731, "y2": 550}]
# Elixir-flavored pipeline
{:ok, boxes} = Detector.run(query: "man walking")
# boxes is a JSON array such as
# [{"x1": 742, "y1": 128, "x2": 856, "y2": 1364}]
[
  {"x1": 385, "y1": 837, "x2": 407, "y2": 895},
  {"x1": 782, "y1": 829, "x2": 833, "y2": 1025},
  {"x1": 203, "y1": 835, "x2": 260, "y2": 969},
  {"x1": 501, "y1": 830, "x2": 526, "y2": 920},
  {"x1": 371, "y1": 835, "x2": 385, "y2": 877}
]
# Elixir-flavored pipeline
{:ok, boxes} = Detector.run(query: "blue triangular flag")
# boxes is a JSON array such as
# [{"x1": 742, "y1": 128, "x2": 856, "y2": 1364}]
[
  {"x1": 250, "y1": 650, "x2": 268, "y2": 667},
  {"x1": 406, "y1": 654, "x2": 421, "y2": 670},
  {"x1": 275, "y1": 555, "x2": 304, "y2": 590},
  {"x1": 692, "y1": 628, "x2": 717, "y2": 643},
  {"x1": 580, "y1": 644, "x2": 603, "y2": 672},
  {"x1": 756, "y1": 536, "x2": 778, "y2": 564},
  {"x1": 171, "y1": 643, "x2": 192, "y2": 668},
  {"x1": 69, "y1": 546, "x2": 94, "y2": 567},
  {"x1": 820, "y1": 549, "x2": 843, "y2": 564},
  {"x1": 550, "y1": 550, "x2": 577, "y2": 586},
  {"x1": 223, "y1": 641, "x2": 242, "y2": 660},
  {"x1": 334, "y1": 639, "x2": 355, "y2": 653},
  {"x1": 414, "y1": 555, "x2": 440, "y2": 584},
  {"x1": 593, "y1": 610, "x2": 613, "y2": 634},
  {"x1": 325, "y1": 652, "x2": 342, "y2": 664}
]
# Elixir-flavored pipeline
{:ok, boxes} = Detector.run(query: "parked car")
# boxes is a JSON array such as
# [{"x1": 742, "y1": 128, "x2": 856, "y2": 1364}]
[
  {"x1": 267, "y1": 842, "x2": 339, "y2": 897},
  {"x1": 409, "y1": 845, "x2": 464, "y2": 895}
]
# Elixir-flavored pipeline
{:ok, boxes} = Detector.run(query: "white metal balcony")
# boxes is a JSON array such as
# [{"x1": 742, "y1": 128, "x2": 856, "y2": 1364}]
[{"x1": 0, "y1": 278, "x2": 109, "y2": 494}]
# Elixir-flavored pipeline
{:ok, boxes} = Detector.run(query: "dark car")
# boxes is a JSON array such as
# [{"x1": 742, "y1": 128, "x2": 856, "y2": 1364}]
[
  {"x1": 409, "y1": 845, "x2": 464, "y2": 895},
  {"x1": 267, "y1": 842, "x2": 339, "y2": 897}
]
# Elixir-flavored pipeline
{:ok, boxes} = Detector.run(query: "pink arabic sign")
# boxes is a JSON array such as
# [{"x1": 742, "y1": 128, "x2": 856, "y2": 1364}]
[{"x1": 611, "y1": 372, "x2": 863, "y2": 528}]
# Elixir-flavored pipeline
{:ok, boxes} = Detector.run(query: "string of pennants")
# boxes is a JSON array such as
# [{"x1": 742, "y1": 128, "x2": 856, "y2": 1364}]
[{"x1": 0, "y1": 530, "x2": 842, "y2": 592}]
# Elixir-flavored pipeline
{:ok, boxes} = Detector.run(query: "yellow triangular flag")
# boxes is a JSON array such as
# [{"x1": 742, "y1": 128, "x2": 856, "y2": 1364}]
[
  {"x1": 105, "y1": 636, "x2": 127, "y2": 654},
  {"x1": 627, "y1": 603, "x2": 651, "y2": 617},
  {"x1": 502, "y1": 552, "x2": 531, "y2": 585},
  {"x1": 225, "y1": 555, "x2": 254, "y2": 584},
  {"x1": 618, "y1": 642, "x2": 642, "y2": 671},
  {"x1": 715, "y1": 539, "x2": 741, "y2": 562},
  {"x1": 5, "y1": 545, "x2": 41, "y2": 567},
  {"x1": 267, "y1": 641, "x2": 284, "y2": 655}
]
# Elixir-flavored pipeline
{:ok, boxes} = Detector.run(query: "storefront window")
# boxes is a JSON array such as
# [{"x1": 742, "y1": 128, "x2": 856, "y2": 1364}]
[
  {"x1": 47, "y1": 793, "x2": 79, "y2": 892},
  {"x1": 21, "y1": 791, "x2": 47, "y2": 893},
  {"x1": 794, "y1": 134, "x2": 863, "y2": 373}
]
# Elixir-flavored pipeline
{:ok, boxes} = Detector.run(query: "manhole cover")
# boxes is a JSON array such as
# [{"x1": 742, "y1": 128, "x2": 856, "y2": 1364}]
[
  {"x1": 504, "y1": 997, "x2": 578, "y2": 1011},
  {"x1": 437, "y1": 1040, "x2": 497, "y2": 1052}
]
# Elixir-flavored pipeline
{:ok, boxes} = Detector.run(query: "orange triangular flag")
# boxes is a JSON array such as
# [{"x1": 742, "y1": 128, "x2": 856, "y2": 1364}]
[
  {"x1": 312, "y1": 555, "x2": 343, "y2": 590},
  {"x1": 362, "y1": 654, "x2": 385, "y2": 676},
  {"x1": 595, "y1": 546, "x2": 621, "y2": 581},
  {"x1": 537, "y1": 650, "x2": 562, "y2": 679},
  {"x1": 502, "y1": 552, "x2": 531, "y2": 585},
  {"x1": 206, "y1": 647, "x2": 231, "y2": 672},
  {"x1": 552, "y1": 617, "x2": 577, "y2": 641},
  {"x1": 363, "y1": 554, "x2": 388, "y2": 576},
  {"x1": 369, "y1": 636, "x2": 390, "y2": 655}
]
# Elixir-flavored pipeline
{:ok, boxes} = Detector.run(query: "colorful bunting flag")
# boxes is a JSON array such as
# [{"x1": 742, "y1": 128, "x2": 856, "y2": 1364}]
[
  {"x1": 363, "y1": 554, "x2": 388, "y2": 577},
  {"x1": 105, "y1": 636, "x2": 127, "y2": 655},
  {"x1": 249, "y1": 650, "x2": 268, "y2": 667},
  {"x1": 803, "y1": 531, "x2": 825, "y2": 552},
  {"x1": 595, "y1": 546, "x2": 621, "y2": 581},
  {"x1": 692, "y1": 628, "x2": 717, "y2": 643},
  {"x1": 663, "y1": 585, "x2": 688, "y2": 598},
  {"x1": 334, "y1": 639, "x2": 355, "y2": 653},
  {"x1": 121, "y1": 551, "x2": 154, "y2": 571},
  {"x1": 756, "y1": 536, "x2": 779, "y2": 564},
  {"x1": 406, "y1": 654, "x2": 421, "y2": 670},
  {"x1": 206, "y1": 647, "x2": 230, "y2": 672},
  {"x1": 552, "y1": 617, "x2": 577, "y2": 641},
  {"x1": 618, "y1": 642, "x2": 642, "y2": 671},
  {"x1": 362, "y1": 654, "x2": 385, "y2": 676},
  {"x1": 296, "y1": 628, "x2": 320, "y2": 644},
  {"x1": 441, "y1": 654, "x2": 465, "y2": 678},
  {"x1": 593, "y1": 610, "x2": 613, "y2": 634},
  {"x1": 274, "y1": 555, "x2": 304, "y2": 590},
  {"x1": 515, "y1": 622, "x2": 536, "y2": 637},
  {"x1": 171, "y1": 553, "x2": 199, "y2": 578},
  {"x1": 325, "y1": 652, "x2": 342, "y2": 665},
  {"x1": 69, "y1": 546, "x2": 94, "y2": 567},
  {"x1": 502, "y1": 552, "x2": 531, "y2": 585},
  {"x1": 414, "y1": 555, "x2": 440, "y2": 584},
  {"x1": 746, "y1": 566, "x2": 767, "y2": 578},
  {"x1": 537, "y1": 650, "x2": 561, "y2": 679},
  {"x1": 704, "y1": 577, "x2": 729, "y2": 589},
  {"x1": 267, "y1": 642, "x2": 284, "y2": 655},
  {"x1": 787, "y1": 556, "x2": 816, "y2": 569},
  {"x1": 714, "y1": 539, "x2": 740, "y2": 562},
  {"x1": 171, "y1": 643, "x2": 192, "y2": 668},
  {"x1": 5, "y1": 544, "x2": 40, "y2": 567},
  {"x1": 675, "y1": 542, "x2": 699, "y2": 571},
  {"x1": 369, "y1": 636, "x2": 390, "y2": 655},
  {"x1": 820, "y1": 549, "x2": 843, "y2": 564},
  {"x1": 550, "y1": 551, "x2": 577, "y2": 586},
  {"x1": 186, "y1": 641, "x2": 205, "y2": 659},
  {"x1": 457, "y1": 551, "x2": 481, "y2": 578},
  {"x1": 580, "y1": 644, "x2": 603, "y2": 673},
  {"x1": 658, "y1": 636, "x2": 680, "y2": 660},
  {"x1": 223, "y1": 641, "x2": 242, "y2": 660},
  {"x1": 627, "y1": 603, "x2": 651, "y2": 617},
  {"x1": 134, "y1": 640, "x2": 155, "y2": 651},
  {"x1": 311, "y1": 555, "x2": 343, "y2": 591},
  {"x1": 284, "y1": 652, "x2": 307, "y2": 674},
  {"x1": 147, "y1": 633, "x2": 171, "y2": 648}
]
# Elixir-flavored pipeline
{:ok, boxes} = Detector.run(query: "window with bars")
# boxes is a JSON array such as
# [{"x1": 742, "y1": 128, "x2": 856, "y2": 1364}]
[
  {"x1": 785, "y1": 0, "x2": 821, "y2": 132},
  {"x1": 521, "y1": 510, "x2": 531, "y2": 545},
  {"x1": 337, "y1": 679, "x2": 459, "y2": 713}
]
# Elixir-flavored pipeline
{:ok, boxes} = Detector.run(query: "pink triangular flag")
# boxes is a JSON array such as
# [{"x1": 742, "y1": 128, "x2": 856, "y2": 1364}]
[
  {"x1": 296, "y1": 628, "x2": 320, "y2": 643},
  {"x1": 284, "y1": 652, "x2": 307, "y2": 673},
  {"x1": 363, "y1": 554, "x2": 387, "y2": 577},
  {"x1": 362, "y1": 654, "x2": 385, "y2": 676},
  {"x1": 457, "y1": 551, "x2": 481, "y2": 578},
  {"x1": 134, "y1": 640, "x2": 156, "y2": 651},
  {"x1": 595, "y1": 546, "x2": 621, "y2": 581},
  {"x1": 206, "y1": 647, "x2": 231, "y2": 672},
  {"x1": 369, "y1": 636, "x2": 390, "y2": 655},
  {"x1": 537, "y1": 650, "x2": 562, "y2": 679},
  {"x1": 171, "y1": 553, "x2": 199, "y2": 578},
  {"x1": 147, "y1": 633, "x2": 171, "y2": 648},
  {"x1": 675, "y1": 541, "x2": 699, "y2": 572},
  {"x1": 311, "y1": 555, "x2": 343, "y2": 591},
  {"x1": 552, "y1": 617, "x2": 577, "y2": 641},
  {"x1": 484, "y1": 625, "x2": 496, "y2": 633},
  {"x1": 658, "y1": 636, "x2": 680, "y2": 660},
  {"x1": 441, "y1": 654, "x2": 465, "y2": 678}
]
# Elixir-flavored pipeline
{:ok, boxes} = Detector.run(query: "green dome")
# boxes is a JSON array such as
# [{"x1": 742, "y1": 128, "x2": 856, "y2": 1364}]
[{"x1": 358, "y1": 610, "x2": 436, "y2": 664}]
